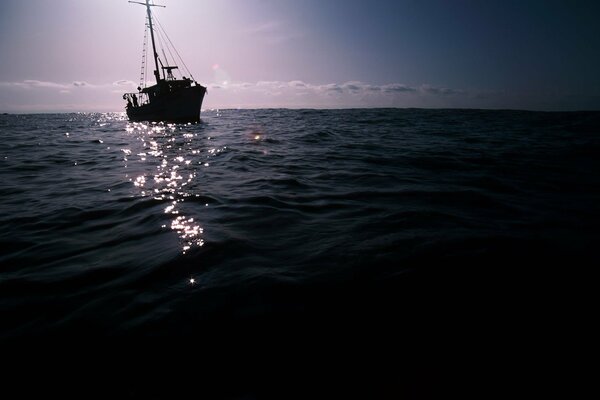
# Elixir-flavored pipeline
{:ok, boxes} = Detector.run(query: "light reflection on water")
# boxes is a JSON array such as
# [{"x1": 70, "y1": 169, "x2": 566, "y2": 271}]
[{"x1": 122, "y1": 121, "x2": 225, "y2": 255}]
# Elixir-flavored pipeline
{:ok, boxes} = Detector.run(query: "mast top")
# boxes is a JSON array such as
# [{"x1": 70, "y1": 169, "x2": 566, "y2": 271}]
[
  {"x1": 128, "y1": 1, "x2": 165, "y2": 8},
  {"x1": 129, "y1": 0, "x2": 164, "y2": 84}
]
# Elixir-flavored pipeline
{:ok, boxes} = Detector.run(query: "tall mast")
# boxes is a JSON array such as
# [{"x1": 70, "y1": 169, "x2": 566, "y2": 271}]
[
  {"x1": 145, "y1": 0, "x2": 161, "y2": 83},
  {"x1": 129, "y1": 1, "x2": 165, "y2": 84}
]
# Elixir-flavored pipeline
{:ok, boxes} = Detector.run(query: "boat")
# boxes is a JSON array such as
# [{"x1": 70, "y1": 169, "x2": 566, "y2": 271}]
[{"x1": 123, "y1": 0, "x2": 206, "y2": 123}]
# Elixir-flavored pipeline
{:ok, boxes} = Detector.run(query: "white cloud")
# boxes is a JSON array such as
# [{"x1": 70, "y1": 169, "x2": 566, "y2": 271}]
[
  {"x1": 73, "y1": 81, "x2": 93, "y2": 88},
  {"x1": 256, "y1": 81, "x2": 287, "y2": 88},
  {"x1": 201, "y1": 80, "x2": 470, "y2": 109},
  {"x1": 382, "y1": 83, "x2": 417, "y2": 93},
  {"x1": 112, "y1": 80, "x2": 137, "y2": 87},
  {"x1": 420, "y1": 84, "x2": 464, "y2": 95},
  {"x1": 0, "y1": 78, "x2": 478, "y2": 112},
  {"x1": 0, "y1": 79, "x2": 136, "y2": 112},
  {"x1": 0, "y1": 80, "x2": 71, "y2": 90},
  {"x1": 289, "y1": 80, "x2": 308, "y2": 88},
  {"x1": 341, "y1": 81, "x2": 365, "y2": 92},
  {"x1": 0, "y1": 79, "x2": 119, "y2": 91},
  {"x1": 319, "y1": 83, "x2": 343, "y2": 93}
]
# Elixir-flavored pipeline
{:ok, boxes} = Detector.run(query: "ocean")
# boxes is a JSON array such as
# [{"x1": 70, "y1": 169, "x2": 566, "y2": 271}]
[{"x1": 1, "y1": 108, "x2": 598, "y2": 396}]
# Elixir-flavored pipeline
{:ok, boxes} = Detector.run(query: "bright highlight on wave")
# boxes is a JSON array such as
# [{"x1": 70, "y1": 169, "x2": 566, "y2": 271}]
[{"x1": 122, "y1": 121, "x2": 226, "y2": 255}]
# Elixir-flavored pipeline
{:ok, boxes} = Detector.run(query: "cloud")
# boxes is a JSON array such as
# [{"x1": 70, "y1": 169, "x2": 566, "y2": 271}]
[
  {"x1": 319, "y1": 83, "x2": 343, "y2": 93},
  {"x1": 0, "y1": 78, "x2": 474, "y2": 112},
  {"x1": 199, "y1": 80, "x2": 470, "y2": 109},
  {"x1": 342, "y1": 81, "x2": 364, "y2": 92},
  {"x1": 382, "y1": 83, "x2": 417, "y2": 93},
  {"x1": 0, "y1": 79, "x2": 143, "y2": 112},
  {"x1": 256, "y1": 81, "x2": 285, "y2": 87},
  {"x1": 0, "y1": 79, "x2": 105, "y2": 91},
  {"x1": 289, "y1": 80, "x2": 308, "y2": 88},
  {"x1": 224, "y1": 80, "x2": 411, "y2": 96},
  {"x1": 208, "y1": 80, "x2": 448, "y2": 98},
  {"x1": 0, "y1": 80, "x2": 71, "y2": 90},
  {"x1": 25, "y1": 80, "x2": 64, "y2": 89},
  {"x1": 255, "y1": 81, "x2": 289, "y2": 91},
  {"x1": 113, "y1": 80, "x2": 137, "y2": 87},
  {"x1": 420, "y1": 84, "x2": 464, "y2": 95}
]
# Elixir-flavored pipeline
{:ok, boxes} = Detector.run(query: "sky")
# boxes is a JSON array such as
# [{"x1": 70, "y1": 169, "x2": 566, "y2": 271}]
[{"x1": 0, "y1": 0, "x2": 599, "y2": 112}]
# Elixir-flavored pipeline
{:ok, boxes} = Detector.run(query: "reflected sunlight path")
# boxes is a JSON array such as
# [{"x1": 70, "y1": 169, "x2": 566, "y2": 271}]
[{"x1": 121, "y1": 121, "x2": 226, "y2": 254}]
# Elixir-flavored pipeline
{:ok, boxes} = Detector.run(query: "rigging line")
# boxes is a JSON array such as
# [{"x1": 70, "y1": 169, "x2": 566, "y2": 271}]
[
  {"x1": 152, "y1": 16, "x2": 172, "y2": 67},
  {"x1": 139, "y1": 18, "x2": 149, "y2": 88},
  {"x1": 155, "y1": 19, "x2": 178, "y2": 75},
  {"x1": 153, "y1": 25, "x2": 168, "y2": 78},
  {"x1": 144, "y1": 20, "x2": 149, "y2": 87},
  {"x1": 155, "y1": 28, "x2": 175, "y2": 79},
  {"x1": 155, "y1": 25, "x2": 172, "y2": 69},
  {"x1": 152, "y1": 13, "x2": 195, "y2": 81}
]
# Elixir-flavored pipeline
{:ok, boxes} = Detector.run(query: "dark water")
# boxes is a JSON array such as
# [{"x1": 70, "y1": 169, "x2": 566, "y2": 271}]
[{"x1": 1, "y1": 109, "x2": 598, "y2": 396}]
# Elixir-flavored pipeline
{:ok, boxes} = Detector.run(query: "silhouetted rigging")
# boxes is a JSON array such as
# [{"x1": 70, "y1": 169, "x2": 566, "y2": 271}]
[{"x1": 123, "y1": 0, "x2": 206, "y2": 123}]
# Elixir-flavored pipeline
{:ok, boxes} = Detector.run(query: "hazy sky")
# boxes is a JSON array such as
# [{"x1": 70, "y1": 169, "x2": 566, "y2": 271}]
[{"x1": 1, "y1": 0, "x2": 599, "y2": 112}]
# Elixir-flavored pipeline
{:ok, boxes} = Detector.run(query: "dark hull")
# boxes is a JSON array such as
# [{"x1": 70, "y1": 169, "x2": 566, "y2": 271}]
[{"x1": 127, "y1": 85, "x2": 206, "y2": 123}]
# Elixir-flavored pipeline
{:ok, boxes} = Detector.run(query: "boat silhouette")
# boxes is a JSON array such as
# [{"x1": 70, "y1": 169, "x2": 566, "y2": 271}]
[{"x1": 123, "y1": 1, "x2": 206, "y2": 123}]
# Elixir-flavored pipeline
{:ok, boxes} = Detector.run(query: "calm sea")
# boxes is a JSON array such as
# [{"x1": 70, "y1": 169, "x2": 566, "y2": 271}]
[{"x1": 1, "y1": 108, "x2": 598, "y2": 395}]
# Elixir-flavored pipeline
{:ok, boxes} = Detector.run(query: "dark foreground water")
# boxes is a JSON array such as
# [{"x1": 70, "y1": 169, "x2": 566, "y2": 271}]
[{"x1": 1, "y1": 109, "x2": 598, "y2": 396}]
